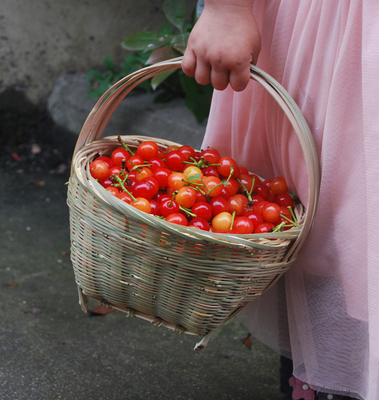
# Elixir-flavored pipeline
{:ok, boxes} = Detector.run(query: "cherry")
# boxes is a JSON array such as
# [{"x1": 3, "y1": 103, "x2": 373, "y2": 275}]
[
  {"x1": 117, "y1": 192, "x2": 133, "y2": 204},
  {"x1": 228, "y1": 194, "x2": 248, "y2": 216},
  {"x1": 149, "y1": 199, "x2": 161, "y2": 216},
  {"x1": 245, "y1": 210, "x2": 264, "y2": 229},
  {"x1": 188, "y1": 217, "x2": 210, "y2": 231},
  {"x1": 217, "y1": 157, "x2": 240, "y2": 179},
  {"x1": 175, "y1": 186, "x2": 197, "y2": 208},
  {"x1": 224, "y1": 178, "x2": 239, "y2": 196},
  {"x1": 200, "y1": 148, "x2": 221, "y2": 164},
  {"x1": 202, "y1": 166, "x2": 220, "y2": 178},
  {"x1": 275, "y1": 193, "x2": 295, "y2": 209},
  {"x1": 160, "y1": 198, "x2": 180, "y2": 217},
  {"x1": 131, "y1": 197, "x2": 151, "y2": 214},
  {"x1": 132, "y1": 180, "x2": 155, "y2": 199},
  {"x1": 111, "y1": 147, "x2": 131, "y2": 166},
  {"x1": 212, "y1": 212, "x2": 233, "y2": 232},
  {"x1": 271, "y1": 176, "x2": 289, "y2": 195},
  {"x1": 233, "y1": 216, "x2": 254, "y2": 234},
  {"x1": 149, "y1": 157, "x2": 166, "y2": 171},
  {"x1": 210, "y1": 196, "x2": 229, "y2": 216},
  {"x1": 105, "y1": 186, "x2": 120, "y2": 196},
  {"x1": 136, "y1": 167, "x2": 153, "y2": 181},
  {"x1": 178, "y1": 145, "x2": 196, "y2": 162},
  {"x1": 254, "y1": 222, "x2": 275, "y2": 234},
  {"x1": 126, "y1": 155, "x2": 144, "y2": 172},
  {"x1": 96, "y1": 156, "x2": 115, "y2": 168},
  {"x1": 153, "y1": 167, "x2": 172, "y2": 189},
  {"x1": 203, "y1": 176, "x2": 223, "y2": 197},
  {"x1": 165, "y1": 213, "x2": 188, "y2": 226},
  {"x1": 89, "y1": 159, "x2": 110, "y2": 181},
  {"x1": 165, "y1": 150, "x2": 184, "y2": 171},
  {"x1": 191, "y1": 202, "x2": 212, "y2": 221},
  {"x1": 137, "y1": 141, "x2": 159, "y2": 160},
  {"x1": 167, "y1": 172, "x2": 186, "y2": 191},
  {"x1": 261, "y1": 202, "x2": 281, "y2": 222},
  {"x1": 255, "y1": 183, "x2": 270, "y2": 200}
]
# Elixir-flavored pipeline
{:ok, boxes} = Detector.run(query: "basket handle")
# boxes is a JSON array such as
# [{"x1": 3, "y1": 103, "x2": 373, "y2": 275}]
[{"x1": 73, "y1": 56, "x2": 320, "y2": 262}]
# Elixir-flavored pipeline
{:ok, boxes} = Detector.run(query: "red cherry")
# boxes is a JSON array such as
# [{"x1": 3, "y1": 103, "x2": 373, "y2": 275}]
[
  {"x1": 96, "y1": 156, "x2": 115, "y2": 168},
  {"x1": 210, "y1": 196, "x2": 230, "y2": 216},
  {"x1": 160, "y1": 199, "x2": 180, "y2": 217},
  {"x1": 111, "y1": 147, "x2": 131, "y2": 166},
  {"x1": 271, "y1": 176, "x2": 289, "y2": 195},
  {"x1": 261, "y1": 203, "x2": 281, "y2": 222},
  {"x1": 165, "y1": 150, "x2": 184, "y2": 171},
  {"x1": 200, "y1": 148, "x2": 221, "y2": 164},
  {"x1": 275, "y1": 193, "x2": 295, "y2": 209},
  {"x1": 188, "y1": 217, "x2": 210, "y2": 231},
  {"x1": 178, "y1": 145, "x2": 196, "y2": 162},
  {"x1": 126, "y1": 155, "x2": 144, "y2": 172},
  {"x1": 245, "y1": 210, "x2": 264, "y2": 229},
  {"x1": 89, "y1": 160, "x2": 110, "y2": 181},
  {"x1": 153, "y1": 168, "x2": 172, "y2": 189},
  {"x1": 137, "y1": 141, "x2": 159, "y2": 160},
  {"x1": 217, "y1": 157, "x2": 240, "y2": 179},
  {"x1": 254, "y1": 222, "x2": 275, "y2": 233},
  {"x1": 233, "y1": 216, "x2": 254, "y2": 234},
  {"x1": 149, "y1": 199, "x2": 161, "y2": 216},
  {"x1": 191, "y1": 202, "x2": 213, "y2": 221},
  {"x1": 117, "y1": 192, "x2": 133, "y2": 204},
  {"x1": 165, "y1": 213, "x2": 188, "y2": 226},
  {"x1": 149, "y1": 157, "x2": 166, "y2": 171},
  {"x1": 132, "y1": 180, "x2": 155, "y2": 199}
]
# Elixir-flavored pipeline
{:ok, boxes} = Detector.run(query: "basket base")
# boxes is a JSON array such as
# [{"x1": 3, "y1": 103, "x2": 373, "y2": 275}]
[{"x1": 77, "y1": 286, "x2": 247, "y2": 350}]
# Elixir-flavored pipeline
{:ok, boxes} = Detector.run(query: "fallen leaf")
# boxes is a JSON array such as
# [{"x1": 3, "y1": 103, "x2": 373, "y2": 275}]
[
  {"x1": 24, "y1": 308, "x2": 42, "y2": 314},
  {"x1": 2, "y1": 282, "x2": 19, "y2": 287},
  {"x1": 241, "y1": 333, "x2": 252, "y2": 350},
  {"x1": 88, "y1": 305, "x2": 116, "y2": 316},
  {"x1": 33, "y1": 180, "x2": 46, "y2": 187}
]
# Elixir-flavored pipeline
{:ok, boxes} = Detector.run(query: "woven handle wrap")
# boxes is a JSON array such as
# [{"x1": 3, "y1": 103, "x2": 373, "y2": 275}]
[{"x1": 72, "y1": 57, "x2": 319, "y2": 261}]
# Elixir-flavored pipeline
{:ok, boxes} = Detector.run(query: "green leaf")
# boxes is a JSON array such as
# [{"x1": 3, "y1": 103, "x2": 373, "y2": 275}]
[
  {"x1": 179, "y1": 72, "x2": 212, "y2": 123},
  {"x1": 121, "y1": 31, "x2": 171, "y2": 51},
  {"x1": 146, "y1": 46, "x2": 180, "y2": 65},
  {"x1": 170, "y1": 33, "x2": 189, "y2": 54},
  {"x1": 163, "y1": 0, "x2": 186, "y2": 31},
  {"x1": 103, "y1": 55, "x2": 114, "y2": 72},
  {"x1": 151, "y1": 70, "x2": 176, "y2": 91}
]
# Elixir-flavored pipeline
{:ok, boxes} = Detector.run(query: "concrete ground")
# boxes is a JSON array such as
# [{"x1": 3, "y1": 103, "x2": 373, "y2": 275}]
[{"x1": 0, "y1": 87, "x2": 283, "y2": 400}]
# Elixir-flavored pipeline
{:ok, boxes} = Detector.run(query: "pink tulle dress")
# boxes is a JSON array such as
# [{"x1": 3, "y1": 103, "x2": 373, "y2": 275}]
[{"x1": 201, "y1": 1, "x2": 379, "y2": 399}]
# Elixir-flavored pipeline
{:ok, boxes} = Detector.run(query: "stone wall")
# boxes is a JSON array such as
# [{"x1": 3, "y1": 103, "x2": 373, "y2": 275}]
[{"x1": 0, "y1": 0, "x2": 196, "y2": 103}]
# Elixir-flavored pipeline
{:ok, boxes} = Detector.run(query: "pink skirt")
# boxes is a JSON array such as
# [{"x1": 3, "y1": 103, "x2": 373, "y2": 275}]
[{"x1": 201, "y1": 1, "x2": 379, "y2": 398}]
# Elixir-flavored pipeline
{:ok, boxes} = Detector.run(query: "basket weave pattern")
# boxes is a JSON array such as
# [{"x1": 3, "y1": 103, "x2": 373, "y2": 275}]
[{"x1": 67, "y1": 58, "x2": 319, "y2": 349}]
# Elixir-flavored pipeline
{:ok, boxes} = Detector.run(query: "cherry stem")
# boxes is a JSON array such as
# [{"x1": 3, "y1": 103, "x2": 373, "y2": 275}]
[
  {"x1": 179, "y1": 205, "x2": 196, "y2": 218},
  {"x1": 279, "y1": 213, "x2": 296, "y2": 226},
  {"x1": 168, "y1": 192, "x2": 176, "y2": 207},
  {"x1": 117, "y1": 135, "x2": 134, "y2": 156},
  {"x1": 290, "y1": 189, "x2": 298, "y2": 200},
  {"x1": 230, "y1": 211, "x2": 236, "y2": 230},
  {"x1": 111, "y1": 175, "x2": 136, "y2": 201},
  {"x1": 129, "y1": 162, "x2": 142, "y2": 173},
  {"x1": 223, "y1": 165, "x2": 234, "y2": 186},
  {"x1": 236, "y1": 178, "x2": 253, "y2": 202},
  {"x1": 288, "y1": 206, "x2": 298, "y2": 226},
  {"x1": 273, "y1": 222, "x2": 286, "y2": 232}
]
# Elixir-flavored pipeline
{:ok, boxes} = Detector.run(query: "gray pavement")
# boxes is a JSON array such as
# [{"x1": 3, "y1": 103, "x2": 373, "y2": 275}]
[{"x1": 0, "y1": 84, "x2": 282, "y2": 400}]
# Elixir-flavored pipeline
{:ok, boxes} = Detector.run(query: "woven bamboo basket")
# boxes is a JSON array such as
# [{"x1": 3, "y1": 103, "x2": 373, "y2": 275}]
[{"x1": 67, "y1": 57, "x2": 320, "y2": 350}]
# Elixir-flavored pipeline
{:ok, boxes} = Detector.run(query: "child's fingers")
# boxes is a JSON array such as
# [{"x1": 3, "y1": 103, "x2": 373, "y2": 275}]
[
  {"x1": 229, "y1": 65, "x2": 251, "y2": 92},
  {"x1": 210, "y1": 67, "x2": 230, "y2": 91},
  {"x1": 182, "y1": 50, "x2": 197, "y2": 77},
  {"x1": 194, "y1": 59, "x2": 212, "y2": 86}
]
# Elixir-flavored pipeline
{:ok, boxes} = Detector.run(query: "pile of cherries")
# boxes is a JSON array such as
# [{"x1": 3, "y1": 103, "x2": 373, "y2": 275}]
[{"x1": 89, "y1": 137, "x2": 298, "y2": 235}]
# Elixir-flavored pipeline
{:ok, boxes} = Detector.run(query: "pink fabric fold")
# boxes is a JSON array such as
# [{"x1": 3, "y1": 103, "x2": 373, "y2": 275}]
[{"x1": 202, "y1": 1, "x2": 379, "y2": 398}]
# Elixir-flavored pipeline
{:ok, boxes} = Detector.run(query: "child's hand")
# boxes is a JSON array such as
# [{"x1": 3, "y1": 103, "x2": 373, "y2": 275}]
[{"x1": 182, "y1": 1, "x2": 261, "y2": 92}]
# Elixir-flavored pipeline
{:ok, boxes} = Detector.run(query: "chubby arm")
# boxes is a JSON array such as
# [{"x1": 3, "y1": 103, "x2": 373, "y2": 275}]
[{"x1": 182, "y1": 0, "x2": 260, "y2": 92}]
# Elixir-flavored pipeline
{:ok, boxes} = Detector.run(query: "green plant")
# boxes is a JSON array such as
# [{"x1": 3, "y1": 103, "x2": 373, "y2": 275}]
[{"x1": 86, "y1": 0, "x2": 212, "y2": 123}]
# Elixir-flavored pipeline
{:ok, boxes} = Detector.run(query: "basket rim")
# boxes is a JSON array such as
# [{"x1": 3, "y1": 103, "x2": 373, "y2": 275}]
[{"x1": 68, "y1": 134, "x2": 304, "y2": 250}]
